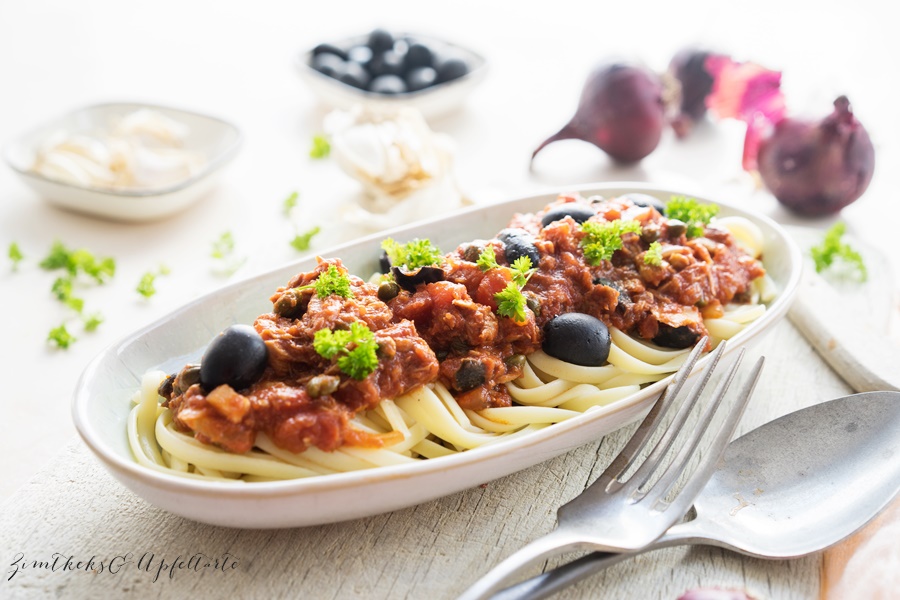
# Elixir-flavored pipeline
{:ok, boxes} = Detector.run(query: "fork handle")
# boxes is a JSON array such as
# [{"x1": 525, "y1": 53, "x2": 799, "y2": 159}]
[{"x1": 457, "y1": 529, "x2": 590, "y2": 600}]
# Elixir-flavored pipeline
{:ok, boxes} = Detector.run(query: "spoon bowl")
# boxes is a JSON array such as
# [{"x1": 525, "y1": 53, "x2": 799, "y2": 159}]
[{"x1": 494, "y1": 391, "x2": 900, "y2": 600}]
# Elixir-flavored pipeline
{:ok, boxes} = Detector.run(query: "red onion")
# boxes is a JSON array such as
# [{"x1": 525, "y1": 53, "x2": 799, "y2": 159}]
[
  {"x1": 667, "y1": 48, "x2": 728, "y2": 138},
  {"x1": 757, "y1": 96, "x2": 875, "y2": 216},
  {"x1": 532, "y1": 62, "x2": 666, "y2": 164}
]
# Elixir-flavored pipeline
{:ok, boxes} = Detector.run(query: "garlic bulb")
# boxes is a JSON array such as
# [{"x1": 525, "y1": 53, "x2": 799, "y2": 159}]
[{"x1": 324, "y1": 106, "x2": 466, "y2": 228}]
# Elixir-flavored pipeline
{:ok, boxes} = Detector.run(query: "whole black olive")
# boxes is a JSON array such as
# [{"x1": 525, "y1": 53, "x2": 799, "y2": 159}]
[
  {"x1": 199, "y1": 325, "x2": 268, "y2": 391},
  {"x1": 367, "y1": 28, "x2": 394, "y2": 53},
  {"x1": 339, "y1": 61, "x2": 370, "y2": 89},
  {"x1": 369, "y1": 75, "x2": 407, "y2": 95},
  {"x1": 621, "y1": 192, "x2": 666, "y2": 214},
  {"x1": 497, "y1": 229, "x2": 540, "y2": 267},
  {"x1": 540, "y1": 203, "x2": 596, "y2": 227},
  {"x1": 543, "y1": 313, "x2": 611, "y2": 366},
  {"x1": 347, "y1": 45, "x2": 374, "y2": 68},
  {"x1": 311, "y1": 53, "x2": 346, "y2": 78},
  {"x1": 404, "y1": 42, "x2": 434, "y2": 70},
  {"x1": 312, "y1": 43, "x2": 348, "y2": 61},
  {"x1": 368, "y1": 50, "x2": 405, "y2": 77},
  {"x1": 391, "y1": 265, "x2": 444, "y2": 292},
  {"x1": 436, "y1": 57, "x2": 469, "y2": 83},
  {"x1": 454, "y1": 358, "x2": 486, "y2": 392},
  {"x1": 652, "y1": 324, "x2": 700, "y2": 349},
  {"x1": 406, "y1": 66, "x2": 437, "y2": 92}
]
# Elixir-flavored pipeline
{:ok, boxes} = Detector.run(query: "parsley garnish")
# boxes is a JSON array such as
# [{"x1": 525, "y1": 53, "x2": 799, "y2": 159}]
[
  {"x1": 476, "y1": 246, "x2": 500, "y2": 271},
  {"x1": 8, "y1": 242, "x2": 23, "y2": 270},
  {"x1": 40, "y1": 240, "x2": 116, "y2": 282},
  {"x1": 83, "y1": 313, "x2": 104, "y2": 332},
  {"x1": 296, "y1": 264, "x2": 354, "y2": 299},
  {"x1": 509, "y1": 256, "x2": 535, "y2": 287},
  {"x1": 313, "y1": 321, "x2": 380, "y2": 380},
  {"x1": 210, "y1": 231, "x2": 246, "y2": 276},
  {"x1": 643, "y1": 241, "x2": 663, "y2": 266},
  {"x1": 810, "y1": 222, "x2": 867, "y2": 281},
  {"x1": 136, "y1": 272, "x2": 158, "y2": 298},
  {"x1": 47, "y1": 324, "x2": 76, "y2": 349},
  {"x1": 381, "y1": 238, "x2": 444, "y2": 270},
  {"x1": 310, "y1": 134, "x2": 331, "y2": 159},
  {"x1": 579, "y1": 220, "x2": 642, "y2": 265},
  {"x1": 665, "y1": 197, "x2": 719, "y2": 238},
  {"x1": 282, "y1": 191, "x2": 299, "y2": 216},
  {"x1": 495, "y1": 282, "x2": 529, "y2": 323},
  {"x1": 290, "y1": 226, "x2": 321, "y2": 252}
]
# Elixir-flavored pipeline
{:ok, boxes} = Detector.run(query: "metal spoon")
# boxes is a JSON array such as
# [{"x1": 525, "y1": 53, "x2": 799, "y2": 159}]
[{"x1": 490, "y1": 391, "x2": 900, "y2": 600}]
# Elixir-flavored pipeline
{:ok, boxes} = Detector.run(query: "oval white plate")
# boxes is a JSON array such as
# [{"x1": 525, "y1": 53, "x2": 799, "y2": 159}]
[
  {"x1": 72, "y1": 183, "x2": 801, "y2": 528},
  {"x1": 4, "y1": 102, "x2": 242, "y2": 222},
  {"x1": 296, "y1": 32, "x2": 488, "y2": 120}
]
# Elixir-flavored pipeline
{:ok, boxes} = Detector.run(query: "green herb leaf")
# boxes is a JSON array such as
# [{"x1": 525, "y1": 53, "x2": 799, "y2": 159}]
[
  {"x1": 579, "y1": 220, "x2": 642, "y2": 266},
  {"x1": 381, "y1": 238, "x2": 444, "y2": 270},
  {"x1": 290, "y1": 226, "x2": 321, "y2": 252},
  {"x1": 810, "y1": 222, "x2": 867, "y2": 281},
  {"x1": 494, "y1": 281, "x2": 528, "y2": 323},
  {"x1": 282, "y1": 191, "x2": 299, "y2": 216},
  {"x1": 297, "y1": 264, "x2": 354, "y2": 299},
  {"x1": 136, "y1": 272, "x2": 158, "y2": 298},
  {"x1": 211, "y1": 231, "x2": 236, "y2": 260},
  {"x1": 8, "y1": 242, "x2": 24, "y2": 270},
  {"x1": 665, "y1": 196, "x2": 719, "y2": 238},
  {"x1": 313, "y1": 321, "x2": 380, "y2": 380},
  {"x1": 83, "y1": 312, "x2": 104, "y2": 332},
  {"x1": 476, "y1": 246, "x2": 500, "y2": 272},
  {"x1": 40, "y1": 240, "x2": 72, "y2": 271},
  {"x1": 310, "y1": 134, "x2": 331, "y2": 159},
  {"x1": 39, "y1": 241, "x2": 115, "y2": 282},
  {"x1": 47, "y1": 324, "x2": 76, "y2": 349},
  {"x1": 509, "y1": 256, "x2": 535, "y2": 287},
  {"x1": 643, "y1": 241, "x2": 663, "y2": 266}
]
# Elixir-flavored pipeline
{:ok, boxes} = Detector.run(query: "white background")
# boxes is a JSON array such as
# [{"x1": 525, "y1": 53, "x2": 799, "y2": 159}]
[{"x1": 1, "y1": 0, "x2": 897, "y2": 500}]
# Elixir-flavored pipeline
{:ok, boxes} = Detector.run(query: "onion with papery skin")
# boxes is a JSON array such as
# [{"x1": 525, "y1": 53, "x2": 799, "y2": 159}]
[
  {"x1": 667, "y1": 47, "x2": 728, "y2": 138},
  {"x1": 532, "y1": 62, "x2": 666, "y2": 164},
  {"x1": 757, "y1": 96, "x2": 875, "y2": 216}
]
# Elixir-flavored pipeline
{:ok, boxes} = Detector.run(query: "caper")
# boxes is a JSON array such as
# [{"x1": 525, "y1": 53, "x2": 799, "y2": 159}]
[
  {"x1": 666, "y1": 219, "x2": 687, "y2": 238},
  {"x1": 377, "y1": 280, "x2": 400, "y2": 302},
  {"x1": 306, "y1": 374, "x2": 341, "y2": 398},
  {"x1": 174, "y1": 364, "x2": 201, "y2": 395},
  {"x1": 641, "y1": 222, "x2": 661, "y2": 243},
  {"x1": 505, "y1": 354, "x2": 527, "y2": 370},
  {"x1": 462, "y1": 244, "x2": 482, "y2": 263},
  {"x1": 273, "y1": 288, "x2": 307, "y2": 319},
  {"x1": 157, "y1": 374, "x2": 176, "y2": 399},
  {"x1": 524, "y1": 291, "x2": 541, "y2": 316}
]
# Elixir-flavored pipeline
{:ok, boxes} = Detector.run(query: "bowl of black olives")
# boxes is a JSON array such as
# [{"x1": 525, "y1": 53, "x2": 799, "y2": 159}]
[{"x1": 297, "y1": 28, "x2": 487, "y2": 119}]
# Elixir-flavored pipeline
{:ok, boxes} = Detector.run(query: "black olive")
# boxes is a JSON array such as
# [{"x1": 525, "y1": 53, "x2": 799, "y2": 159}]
[
  {"x1": 621, "y1": 192, "x2": 667, "y2": 214},
  {"x1": 339, "y1": 61, "x2": 370, "y2": 89},
  {"x1": 497, "y1": 229, "x2": 540, "y2": 267},
  {"x1": 158, "y1": 374, "x2": 176, "y2": 399},
  {"x1": 404, "y1": 42, "x2": 434, "y2": 70},
  {"x1": 653, "y1": 324, "x2": 700, "y2": 349},
  {"x1": 592, "y1": 277, "x2": 632, "y2": 308},
  {"x1": 379, "y1": 249, "x2": 392, "y2": 273},
  {"x1": 312, "y1": 43, "x2": 348, "y2": 61},
  {"x1": 369, "y1": 75, "x2": 407, "y2": 94},
  {"x1": 347, "y1": 45, "x2": 373, "y2": 68},
  {"x1": 454, "y1": 358, "x2": 486, "y2": 392},
  {"x1": 436, "y1": 57, "x2": 469, "y2": 83},
  {"x1": 367, "y1": 28, "x2": 394, "y2": 53},
  {"x1": 377, "y1": 280, "x2": 400, "y2": 302},
  {"x1": 543, "y1": 313, "x2": 611, "y2": 367},
  {"x1": 540, "y1": 203, "x2": 596, "y2": 227},
  {"x1": 311, "y1": 53, "x2": 346, "y2": 78},
  {"x1": 174, "y1": 364, "x2": 202, "y2": 395},
  {"x1": 406, "y1": 66, "x2": 437, "y2": 92},
  {"x1": 368, "y1": 50, "x2": 405, "y2": 77},
  {"x1": 391, "y1": 265, "x2": 444, "y2": 292},
  {"x1": 199, "y1": 325, "x2": 268, "y2": 391}
]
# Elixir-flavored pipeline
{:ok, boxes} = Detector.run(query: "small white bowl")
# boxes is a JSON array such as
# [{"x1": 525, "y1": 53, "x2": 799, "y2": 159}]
[
  {"x1": 296, "y1": 32, "x2": 487, "y2": 120},
  {"x1": 72, "y1": 183, "x2": 801, "y2": 529},
  {"x1": 4, "y1": 102, "x2": 242, "y2": 222}
]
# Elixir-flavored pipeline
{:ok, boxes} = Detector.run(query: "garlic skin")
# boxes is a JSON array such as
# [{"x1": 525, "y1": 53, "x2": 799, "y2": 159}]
[
  {"x1": 31, "y1": 109, "x2": 205, "y2": 191},
  {"x1": 325, "y1": 106, "x2": 466, "y2": 228}
]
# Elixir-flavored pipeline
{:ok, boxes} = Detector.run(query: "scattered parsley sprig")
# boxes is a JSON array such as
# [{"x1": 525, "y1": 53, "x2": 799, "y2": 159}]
[
  {"x1": 643, "y1": 241, "x2": 664, "y2": 266},
  {"x1": 665, "y1": 197, "x2": 719, "y2": 238},
  {"x1": 495, "y1": 282, "x2": 529, "y2": 323},
  {"x1": 136, "y1": 265, "x2": 171, "y2": 299},
  {"x1": 475, "y1": 247, "x2": 536, "y2": 322},
  {"x1": 579, "y1": 220, "x2": 642, "y2": 265},
  {"x1": 310, "y1": 134, "x2": 331, "y2": 159},
  {"x1": 290, "y1": 226, "x2": 320, "y2": 252},
  {"x1": 381, "y1": 238, "x2": 444, "y2": 271},
  {"x1": 810, "y1": 222, "x2": 867, "y2": 281},
  {"x1": 296, "y1": 264, "x2": 354, "y2": 299},
  {"x1": 282, "y1": 191, "x2": 300, "y2": 216},
  {"x1": 210, "y1": 231, "x2": 247, "y2": 276},
  {"x1": 313, "y1": 321, "x2": 379, "y2": 380},
  {"x1": 8, "y1": 242, "x2": 24, "y2": 270}
]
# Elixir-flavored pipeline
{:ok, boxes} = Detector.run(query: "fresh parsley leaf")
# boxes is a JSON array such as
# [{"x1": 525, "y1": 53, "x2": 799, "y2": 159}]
[
  {"x1": 64, "y1": 296, "x2": 84, "y2": 314},
  {"x1": 579, "y1": 220, "x2": 642, "y2": 266},
  {"x1": 494, "y1": 281, "x2": 528, "y2": 323},
  {"x1": 509, "y1": 256, "x2": 535, "y2": 287},
  {"x1": 8, "y1": 242, "x2": 23, "y2": 270},
  {"x1": 136, "y1": 271, "x2": 158, "y2": 298},
  {"x1": 39, "y1": 240, "x2": 72, "y2": 271},
  {"x1": 313, "y1": 321, "x2": 380, "y2": 380},
  {"x1": 297, "y1": 264, "x2": 353, "y2": 299},
  {"x1": 665, "y1": 196, "x2": 719, "y2": 238},
  {"x1": 51, "y1": 276, "x2": 73, "y2": 301},
  {"x1": 476, "y1": 246, "x2": 499, "y2": 272},
  {"x1": 290, "y1": 226, "x2": 321, "y2": 252},
  {"x1": 310, "y1": 134, "x2": 331, "y2": 159},
  {"x1": 810, "y1": 222, "x2": 867, "y2": 281},
  {"x1": 211, "y1": 231, "x2": 236, "y2": 260},
  {"x1": 283, "y1": 191, "x2": 299, "y2": 216},
  {"x1": 39, "y1": 241, "x2": 115, "y2": 282},
  {"x1": 83, "y1": 312, "x2": 104, "y2": 332},
  {"x1": 643, "y1": 241, "x2": 663, "y2": 266},
  {"x1": 47, "y1": 324, "x2": 76, "y2": 349},
  {"x1": 381, "y1": 238, "x2": 444, "y2": 270}
]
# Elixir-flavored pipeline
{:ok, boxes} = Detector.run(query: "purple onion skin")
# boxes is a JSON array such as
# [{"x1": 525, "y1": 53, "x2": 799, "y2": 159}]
[
  {"x1": 532, "y1": 62, "x2": 666, "y2": 164},
  {"x1": 677, "y1": 588, "x2": 758, "y2": 600},
  {"x1": 757, "y1": 96, "x2": 875, "y2": 217},
  {"x1": 668, "y1": 48, "x2": 727, "y2": 138}
]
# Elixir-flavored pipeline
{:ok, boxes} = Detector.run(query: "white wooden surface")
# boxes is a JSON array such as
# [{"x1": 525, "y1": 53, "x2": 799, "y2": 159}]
[{"x1": 0, "y1": 319, "x2": 851, "y2": 599}]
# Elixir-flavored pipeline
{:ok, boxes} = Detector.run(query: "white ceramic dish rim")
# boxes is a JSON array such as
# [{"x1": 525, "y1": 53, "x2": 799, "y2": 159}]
[
  {"x1": 295, "y1": 31, "x2": 488, "y2": 102},
  {"x1": 72, "y1": 183, "x2": 802, "y2": 506},
  {"x1": 3, "y1": 101, "x2": 243, "y2": 198}
]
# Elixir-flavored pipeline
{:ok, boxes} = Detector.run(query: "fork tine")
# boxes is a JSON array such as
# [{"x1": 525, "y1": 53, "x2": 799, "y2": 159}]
[
  {"x1": 597, "y1": 336, "x2": 709, "y2": 489},
  {"x1": 625, "y1": 340, "x2": 732, "y2": 496}
]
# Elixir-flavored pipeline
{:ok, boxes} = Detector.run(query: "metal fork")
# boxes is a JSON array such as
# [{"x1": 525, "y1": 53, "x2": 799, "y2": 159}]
[{"x1": 458, "y1": 338, "x2": 764, "y2": 600}]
